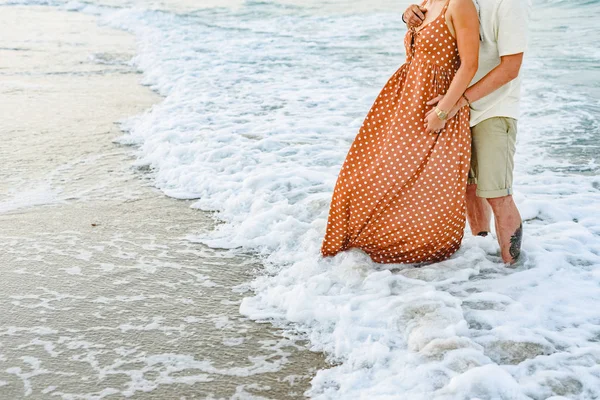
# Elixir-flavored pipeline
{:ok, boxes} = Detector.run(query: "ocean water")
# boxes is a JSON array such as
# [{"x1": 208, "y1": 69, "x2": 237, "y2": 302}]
[{"x1": 4, "y1": 0, "x2": 600, "y2": 398}]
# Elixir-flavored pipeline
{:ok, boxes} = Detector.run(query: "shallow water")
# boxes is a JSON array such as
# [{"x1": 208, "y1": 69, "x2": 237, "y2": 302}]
[
  {"x1": 0, "y1": 7, "x2": 327, "y2": 399},
  {"x1": 2, "y1": 0, "x2": 600, "y2": 398}
]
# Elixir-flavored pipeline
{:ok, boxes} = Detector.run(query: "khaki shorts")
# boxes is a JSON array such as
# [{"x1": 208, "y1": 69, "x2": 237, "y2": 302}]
[{"x1": 468, "y1": 116, "x2": 517, "y2": 198}]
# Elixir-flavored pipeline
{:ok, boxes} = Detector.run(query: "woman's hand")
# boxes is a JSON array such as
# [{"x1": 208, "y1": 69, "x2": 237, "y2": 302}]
[{"x1": 424, "y1": 110, "x2": 447, "y2": 135}]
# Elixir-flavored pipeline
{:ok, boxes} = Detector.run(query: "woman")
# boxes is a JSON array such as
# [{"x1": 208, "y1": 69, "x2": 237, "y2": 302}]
[{"x1": 321, "y1": 0, "x2": 480, "y2": 264}]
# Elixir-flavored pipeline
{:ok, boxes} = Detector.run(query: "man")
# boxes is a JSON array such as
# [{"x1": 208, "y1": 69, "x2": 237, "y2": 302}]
[{"x1": 403, "y1": 0, "x2": 529, "y2": 265}]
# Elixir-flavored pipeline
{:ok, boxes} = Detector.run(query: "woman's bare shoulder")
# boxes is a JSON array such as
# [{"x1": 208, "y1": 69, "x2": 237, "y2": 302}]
[
  {"x1": 448, "y1": 0, "x2": 478, "y2": 12},
  {"x1": 447, "y1": 0, "x2": 478, "y2": 21}
]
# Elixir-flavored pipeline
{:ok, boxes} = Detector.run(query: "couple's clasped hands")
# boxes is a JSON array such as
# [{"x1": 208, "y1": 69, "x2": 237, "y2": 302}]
[{"x1": 424, "y1": 95, "x2": 463, "y2": 135}]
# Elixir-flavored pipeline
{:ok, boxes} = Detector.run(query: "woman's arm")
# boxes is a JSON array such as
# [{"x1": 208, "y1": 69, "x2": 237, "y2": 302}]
[{"x1": 424, "y1": 0, "x2": 479, "y2": 134}]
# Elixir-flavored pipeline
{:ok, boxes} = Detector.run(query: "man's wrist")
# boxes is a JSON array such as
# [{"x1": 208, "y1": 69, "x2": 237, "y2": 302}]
[{"x1": 463, "y1": 90, "x2": 475, "y2": 106}]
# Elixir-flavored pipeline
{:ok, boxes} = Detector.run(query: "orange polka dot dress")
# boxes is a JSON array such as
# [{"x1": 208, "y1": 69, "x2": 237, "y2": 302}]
[{"x1": 320, "y1": 0, "x2": 471, "y2": 264}]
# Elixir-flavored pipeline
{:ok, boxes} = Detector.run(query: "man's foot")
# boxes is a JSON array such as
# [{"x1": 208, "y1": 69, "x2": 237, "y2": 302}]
[{"x1": 505, "y1": 247, "x2": 527, "y2": 269}]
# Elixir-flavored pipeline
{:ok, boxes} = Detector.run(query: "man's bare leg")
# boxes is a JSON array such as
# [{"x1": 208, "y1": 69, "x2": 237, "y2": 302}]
[
  {"x1": 466, "y1": 183, "x2": 492, "y2": 236},
  {"x1": 487, "y1": 195, "x2": 523, "y2": 265}
]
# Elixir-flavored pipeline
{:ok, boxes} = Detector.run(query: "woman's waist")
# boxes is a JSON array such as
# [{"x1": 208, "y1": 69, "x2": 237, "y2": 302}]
[{"x1": 402, "y1": 56, "x2": 460, "y2": 74}]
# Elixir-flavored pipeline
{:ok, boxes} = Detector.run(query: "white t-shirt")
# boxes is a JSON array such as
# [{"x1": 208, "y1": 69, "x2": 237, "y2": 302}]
[{"x1": 469, "y1": 0, "x2": 529, "y2": 127}]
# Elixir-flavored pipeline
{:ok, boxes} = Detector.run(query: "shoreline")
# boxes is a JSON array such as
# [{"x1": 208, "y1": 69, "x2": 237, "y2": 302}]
[{"x1": 0, "y1": 5, "x2": 328, "y2": 399}]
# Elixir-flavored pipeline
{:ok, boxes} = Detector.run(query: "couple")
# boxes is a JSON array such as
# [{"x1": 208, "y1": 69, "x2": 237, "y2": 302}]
[{"x1": 321, "y1": 0, "x2": 528, "y2": 266}]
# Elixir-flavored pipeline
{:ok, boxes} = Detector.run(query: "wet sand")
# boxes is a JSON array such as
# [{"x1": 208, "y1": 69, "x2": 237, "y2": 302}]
[{"x1": 0, "y1": 6, "x2": 327, "y2": 399}]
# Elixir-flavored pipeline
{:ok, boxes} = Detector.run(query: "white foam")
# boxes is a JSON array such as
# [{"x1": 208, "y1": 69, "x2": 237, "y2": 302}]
[{"x1": 0, "y1": 185, "x2": 61, "y2": 214}]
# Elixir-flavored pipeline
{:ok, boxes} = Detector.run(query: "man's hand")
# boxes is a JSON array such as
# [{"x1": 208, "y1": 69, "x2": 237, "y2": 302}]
[
  {"x1": 403, "y1": 4, "x2": 427, "y2": 29},
  {"x1": 426, "y1": 94, "x2": 467, "y2": 121}
]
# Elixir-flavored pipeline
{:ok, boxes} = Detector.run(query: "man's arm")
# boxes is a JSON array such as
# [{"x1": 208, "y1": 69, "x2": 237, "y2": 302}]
[
  {"x1": 428, "y1": 53, "x2": 524, "y2": 117},
  {"x1": 427, "y1": 0, "x2": 528, "y2": 117},
  {"x1": 454, "y1": 53, "x2": 523, "y2": 110}
]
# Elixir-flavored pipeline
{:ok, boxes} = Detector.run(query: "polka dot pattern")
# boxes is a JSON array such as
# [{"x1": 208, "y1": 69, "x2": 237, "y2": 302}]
[{"x1": 320, "y1": 1, "x2": 471, "y2": 264}]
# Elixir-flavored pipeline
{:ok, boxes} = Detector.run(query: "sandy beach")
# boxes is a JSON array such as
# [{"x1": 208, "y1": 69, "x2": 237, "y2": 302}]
[{"x1": 0, "y1": 6, "x2": 327, "y2": 399}]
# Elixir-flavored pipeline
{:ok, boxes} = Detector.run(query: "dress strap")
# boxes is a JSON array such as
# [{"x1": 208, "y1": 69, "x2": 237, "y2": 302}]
[
  {"x1": 441, "y1": 0, "x2": 452, "y2": 17},
  {"x1": 411, "y1": 0, "x2": 430, "y2": 32}
]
